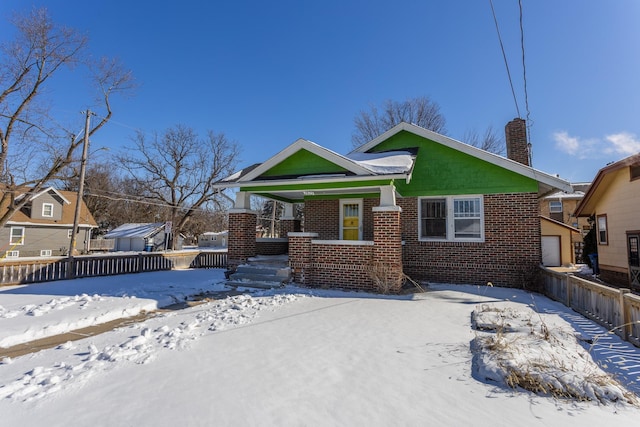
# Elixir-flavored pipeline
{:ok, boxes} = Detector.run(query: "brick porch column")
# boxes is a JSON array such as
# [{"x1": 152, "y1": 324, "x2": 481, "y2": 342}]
[
  {"x1": 227, "y1": 192, "x2": 257, "y2": 269},
  {"x1": 288, "y1": 232, "x2": 317, "y2": 285},
  {"x1": 372, "y1": 205, "x2": 403, "y2": 293}
]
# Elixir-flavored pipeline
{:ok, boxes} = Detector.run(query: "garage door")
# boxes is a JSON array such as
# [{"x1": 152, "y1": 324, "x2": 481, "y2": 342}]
[{"x1": 541, "y1": 236, "x2": 561, "y2": 266}]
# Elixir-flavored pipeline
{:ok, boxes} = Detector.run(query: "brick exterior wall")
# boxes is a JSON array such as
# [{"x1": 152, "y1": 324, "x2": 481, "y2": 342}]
[
  {"x1": 308, "y1": 243, "x2": 376, "y2": 291},
  {"x1": 227, "y1": 211, "x2": 257, "y2": 268},
  {"x1": 505, "y1": 118, "x2": 530, "y2": 166},
  {"x1": 280, "y1": 218, "x2": 301, "y2": 237},
  {"x1": 235, "y1": 192, "x2": 541, "y2": 291},
  {"x1": 304, "y1": 198, "x2": 379, "y2": 241},
  {"x1": 304, "y1": 200, "x2": 339, "y2": 240},
  {"x1": 399, "y1": 193, "x2": 541, "y2": 287},
  {"x1": 256, "y1": 238, "x2": 288, "y2": 256}
]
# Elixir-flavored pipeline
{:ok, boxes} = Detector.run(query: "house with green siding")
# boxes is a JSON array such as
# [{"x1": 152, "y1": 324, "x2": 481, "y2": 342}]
[{"x1": 215, "y1": 119, "x2": 571, "y2": 292}]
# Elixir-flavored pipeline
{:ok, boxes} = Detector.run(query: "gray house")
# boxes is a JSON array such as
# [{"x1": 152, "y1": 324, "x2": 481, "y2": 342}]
[
  {"x1": 0, "y1": 187, "x2": 97, "y2": 259},
  {"x1": 104, "y1": 222, "x2": 182, "y2": 252}
]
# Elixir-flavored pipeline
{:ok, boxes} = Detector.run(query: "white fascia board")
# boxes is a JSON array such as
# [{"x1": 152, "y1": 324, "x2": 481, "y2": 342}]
[
  {"x1": 352, "y1": 122, "x2": 572, "y2": 193},
  {"x1": 235, "y1": 173, "x2": 410, "y2": 188},
  {"x1": 239, "y1": 139, "x2": 373, "y2": 182}
]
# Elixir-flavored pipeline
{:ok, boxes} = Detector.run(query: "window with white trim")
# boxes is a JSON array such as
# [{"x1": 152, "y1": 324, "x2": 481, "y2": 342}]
[
  {"x1": 597, "y1": 214, "x2": 608, "y2": 245},
  {"x1": 10, "y1": 227, "x2": 25, "y2": 245},
  {"x1": 419, "y1": 196, "x2": 484, "y2": 242},
  {"x1": 42, "y1": 203, "x2": 54, "y2": 217},
  {"x1": 6, "y1": 250, "x2": 19, "y2": 258},
  {"x1": 40, "y1": 249, "x2": 52, "y2": 257},
  {"x1": 68, "y1": 229, "x2": 73, "y2": 239},
  {"x1": 548, "y1": 201, "x2": 562, "y2": 213}
]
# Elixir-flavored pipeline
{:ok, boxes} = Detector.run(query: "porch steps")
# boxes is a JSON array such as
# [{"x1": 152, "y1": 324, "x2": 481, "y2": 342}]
[{"x1": 226, "y1": 256, "x2": 291, "y2": 289}]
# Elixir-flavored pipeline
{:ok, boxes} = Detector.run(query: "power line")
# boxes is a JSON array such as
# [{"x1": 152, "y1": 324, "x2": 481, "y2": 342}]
[
  {"x1": 489, "y1": 0, "x2": 521, "y2": 118},
  {"x1": 518, "y1": 0, "x2": 532, "y2": 134},
  {"x1": 83, "y1": 189, "x2": 231, "y2": 213}
]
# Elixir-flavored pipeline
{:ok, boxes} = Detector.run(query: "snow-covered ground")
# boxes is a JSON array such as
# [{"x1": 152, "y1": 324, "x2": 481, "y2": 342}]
[{"x1": 1, "y1": 269, "x2": 640, "y2": 426}]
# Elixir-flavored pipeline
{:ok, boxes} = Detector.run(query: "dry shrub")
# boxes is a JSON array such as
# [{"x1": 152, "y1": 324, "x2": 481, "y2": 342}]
[{"x1": 369, "y1": 262, "x2": 402, "y2": 294}]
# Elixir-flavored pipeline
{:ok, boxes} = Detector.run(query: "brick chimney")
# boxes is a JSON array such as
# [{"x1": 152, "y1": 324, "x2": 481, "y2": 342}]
[{"x1": 505, "y1": 118, "x2": 530, "y2": 166}]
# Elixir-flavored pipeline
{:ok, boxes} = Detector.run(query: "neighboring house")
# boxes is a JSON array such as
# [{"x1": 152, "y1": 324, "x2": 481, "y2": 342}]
[
  {"x1": 540, "y1": 216, "x2": 581, "y2": 267},
  {"x1": 0, "y1": 187, "x2": 97, "y2": 259},
  {"x1": 198, "y1": 231, "x2": 228, "y2": 248},
  {"x1": 104, "y1": 222, "x2": 182, "y2": 252},
  {"x1": 575, "y1": 153, "x2": 640, "y2": 289},
  {"x1": 539, "y1": 182, "x2": 591, "y2": 263},
  {"x1": 215, "y1": 119, "x2": 571, "y2": 292}
]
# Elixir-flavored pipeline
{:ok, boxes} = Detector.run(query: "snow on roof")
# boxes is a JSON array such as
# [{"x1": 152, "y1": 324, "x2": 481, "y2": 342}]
[
  {"x1": 201, "y1": 231, "x2": 228, "y2": 236},
  {"x1": 104, "y1": 223, "x2": 165, "y2": 239},
  {"x1": 543, "y1": 190, "x2": 585, "y2": 200},
  {"x1": 346, "y1": 151, "x2": 415, "y2": 174}
]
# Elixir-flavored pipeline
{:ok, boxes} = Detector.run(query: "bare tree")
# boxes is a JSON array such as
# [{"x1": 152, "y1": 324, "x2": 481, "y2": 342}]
[
  {"x1": 0, "y1": 7, "x2": 134, "y2": 227},
  {"x1": 352, "y1": 96, "x2": 446, "y2": 149},
  {"x1": 117, "y1": 125, "x2": 239, "y2": 249},
  {"x1": 181, "y1": 207, "x2": 229, "y2": 245},
  {"x1": 462, "y1": 125, "x2": 506, "y2": 155}
]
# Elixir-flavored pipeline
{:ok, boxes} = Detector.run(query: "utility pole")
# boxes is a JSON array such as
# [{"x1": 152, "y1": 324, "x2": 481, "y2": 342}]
[{"x1": 68, "y1": 109, "x2": 92, "y2": 258}]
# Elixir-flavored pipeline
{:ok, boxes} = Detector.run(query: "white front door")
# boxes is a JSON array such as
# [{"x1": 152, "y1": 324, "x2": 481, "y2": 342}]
[{"x1": 340, "y1": 199, "x2": 363, "y2": 240}]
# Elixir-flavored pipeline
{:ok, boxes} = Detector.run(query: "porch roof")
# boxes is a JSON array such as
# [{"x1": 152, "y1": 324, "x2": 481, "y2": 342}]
[{"x1": 215, "y1": 138, "x2": 415, "y2": 203}]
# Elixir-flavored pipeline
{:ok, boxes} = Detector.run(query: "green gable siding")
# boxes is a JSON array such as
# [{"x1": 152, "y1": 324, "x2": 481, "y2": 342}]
[
  {"x1": 371, "y1": 131, "x2": 538, "y2": 196},
  {"x1": 259, "y1": 149, "x2": 349, "y2": 178}
]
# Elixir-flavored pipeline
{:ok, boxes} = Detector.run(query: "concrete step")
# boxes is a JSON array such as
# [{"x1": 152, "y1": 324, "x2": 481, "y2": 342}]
[
  {"x1": 226, "y1": 280, "x2": 284, "y2": 289},
  {"x1": 247, "y1": 255, "x2": 289, "y2": 267},
  {"x1": 229, "y1": 272, "x2": 289, "y2": 283},
  {"x1": 233, "y1": 266, "x2": 290, "y2": 278},
  {"x1": 226, "y1": 255, "x2": 291, "y2": 290}
]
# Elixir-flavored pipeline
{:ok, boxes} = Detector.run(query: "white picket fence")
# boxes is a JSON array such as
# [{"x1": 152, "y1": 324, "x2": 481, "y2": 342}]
[{"x1": 541, "y1": 266, "x2": 640, "y2": 347}]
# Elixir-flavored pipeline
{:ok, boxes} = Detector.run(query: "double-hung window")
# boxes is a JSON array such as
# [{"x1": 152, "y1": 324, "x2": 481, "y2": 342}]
[
  {"x1": 42, "y1": 203, "x2": 54, "y2": 217},
  {"x1": 548, "y1": 201, "x2": 563, "y2": 222},
  {"x1": 419, "y1": 196, "x2": 484, "y2": 242},
  {"x1": 597, "y1": 214, "x2": 608, "y2": 245},
  {"x1": 10, "y1": 227, "x2": 25, "y2": 245}
]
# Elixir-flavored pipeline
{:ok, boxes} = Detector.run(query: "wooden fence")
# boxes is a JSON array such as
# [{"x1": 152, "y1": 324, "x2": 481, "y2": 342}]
[
  {"x1": 540, "y1": 266, "x2": 640, "y2": 348},
  {"x1": 0, "y1": 250, "x2": 227, "y2": 286},
  {"x1": 89, "y1": 239, "x2": 115, "y2": 251}
]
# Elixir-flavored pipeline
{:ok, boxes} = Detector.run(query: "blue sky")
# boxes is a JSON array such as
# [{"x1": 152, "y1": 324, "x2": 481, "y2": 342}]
[{"x1": 2, "y1": 0, "x2": 640, "y2": 183}]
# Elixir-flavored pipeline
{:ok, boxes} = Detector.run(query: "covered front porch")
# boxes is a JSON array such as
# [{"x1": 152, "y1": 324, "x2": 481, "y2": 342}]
[{"x1": 227, "y1": 185, "x2": 404, "y2": 293}]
